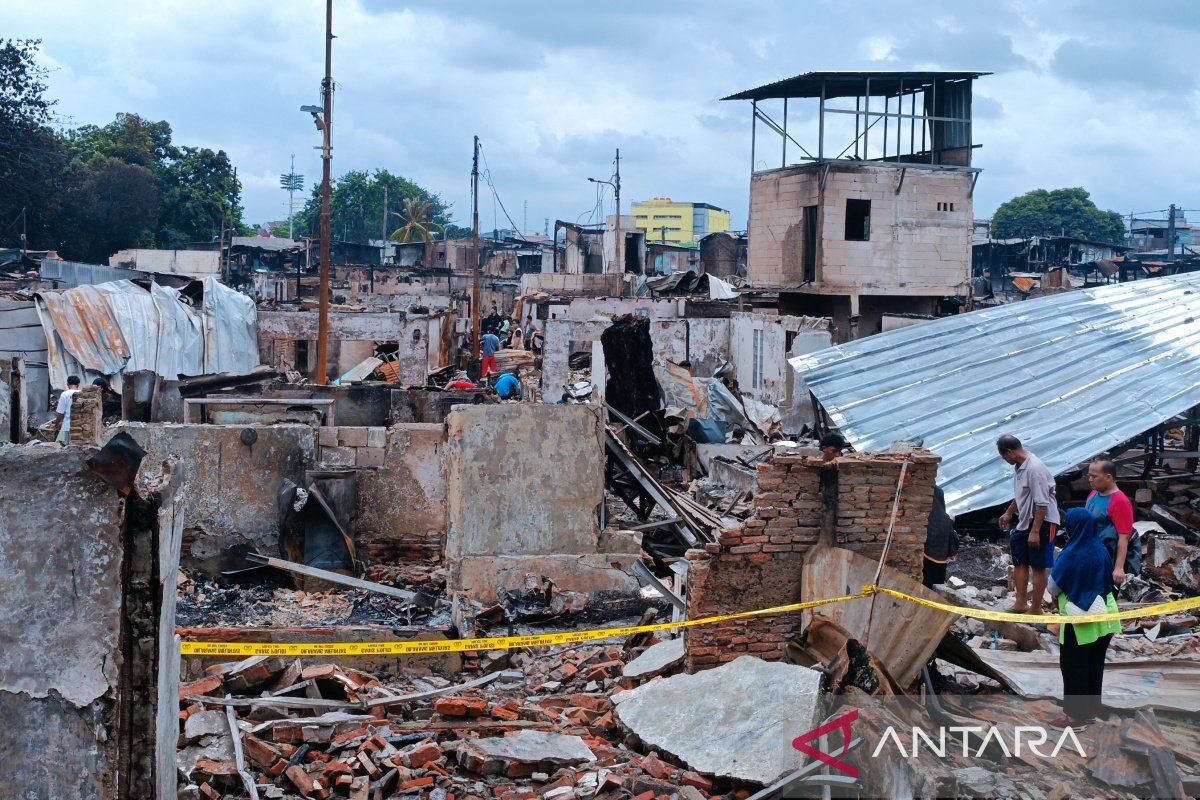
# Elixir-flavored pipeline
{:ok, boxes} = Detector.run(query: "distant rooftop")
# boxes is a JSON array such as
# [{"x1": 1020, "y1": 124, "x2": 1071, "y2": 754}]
[{"x1": 722, "y1": 70, "x2": 991, "y2": 101}]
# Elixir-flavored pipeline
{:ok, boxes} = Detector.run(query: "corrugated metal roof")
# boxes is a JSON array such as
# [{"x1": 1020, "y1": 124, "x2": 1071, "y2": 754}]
[
  {"x1": 790, "y1": 273, "x2": 1200, "y2": 516},
  {"x1": 722, "y1": 71, "x2": 991, "y2": 101}
]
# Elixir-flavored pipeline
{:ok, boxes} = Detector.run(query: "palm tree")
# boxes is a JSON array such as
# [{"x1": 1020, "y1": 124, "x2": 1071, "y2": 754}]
[{"x1": 389, "y1": 197, "x2": 443, "y2": 244}]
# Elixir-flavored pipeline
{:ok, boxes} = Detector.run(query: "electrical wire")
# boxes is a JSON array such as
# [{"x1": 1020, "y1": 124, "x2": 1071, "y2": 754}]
[{"x1": 477, "y1": 143, "x2": 533, "y2": 243}]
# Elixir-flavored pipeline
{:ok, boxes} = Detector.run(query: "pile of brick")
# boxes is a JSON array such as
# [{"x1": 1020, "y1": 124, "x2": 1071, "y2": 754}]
[
  {"x1": 68, "y1": 388, "x2": 103, "y2": 445},
  {"x1": 176, "y1": 639, "x2": 739, "y2": 800}
]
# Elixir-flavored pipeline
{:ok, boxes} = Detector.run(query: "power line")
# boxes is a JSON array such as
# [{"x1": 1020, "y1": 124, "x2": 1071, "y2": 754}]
[{"x1": 477, "y1": 143, "x2": 533, "y2": 242}]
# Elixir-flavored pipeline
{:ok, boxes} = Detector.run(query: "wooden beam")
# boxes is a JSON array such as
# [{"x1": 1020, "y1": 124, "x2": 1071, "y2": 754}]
[{"x1": 248, "y1": 555, "x2": 416, "y2": 602}]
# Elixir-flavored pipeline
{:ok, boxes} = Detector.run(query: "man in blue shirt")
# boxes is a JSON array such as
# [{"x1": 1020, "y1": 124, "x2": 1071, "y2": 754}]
[{"x1": 494, "y1": 372, "x2": 521, "y2": 400}]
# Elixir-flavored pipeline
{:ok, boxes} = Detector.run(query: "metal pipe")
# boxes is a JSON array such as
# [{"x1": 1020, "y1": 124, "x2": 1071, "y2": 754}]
[
  {"x1": 818, "y1": 81, "x2": 825, "y2": 161},
  {"x1": 782, "y1": 98, "x2": 788, "y2": 167}
]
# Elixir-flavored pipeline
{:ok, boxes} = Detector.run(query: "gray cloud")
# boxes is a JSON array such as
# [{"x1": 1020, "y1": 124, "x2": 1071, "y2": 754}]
[{"x1": 4, "y1": 0, "x2": 1198, "y2": 231}]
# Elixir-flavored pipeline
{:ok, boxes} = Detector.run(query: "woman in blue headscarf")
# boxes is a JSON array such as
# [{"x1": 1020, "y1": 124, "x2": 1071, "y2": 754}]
[{"x1": 1048, "y1": 507, "x2": 1121, "y2": 727}]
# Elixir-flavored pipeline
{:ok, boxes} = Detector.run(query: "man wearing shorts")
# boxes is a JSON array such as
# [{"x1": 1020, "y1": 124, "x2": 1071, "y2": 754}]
[{"x1": 997, "y1": 434, "x2": 1061, "y2": 614}]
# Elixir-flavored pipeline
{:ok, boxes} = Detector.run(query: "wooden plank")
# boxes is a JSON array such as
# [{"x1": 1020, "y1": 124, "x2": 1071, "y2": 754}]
[
  {"x1": 225, "y1": 694, "x2": 261, "y2": 800},
  {"x1": 630, "y1": 561, "x2": 687, "y2": 613},
  {"x1": 248, "y1": 555, "x2": 415, "y2": 602}
]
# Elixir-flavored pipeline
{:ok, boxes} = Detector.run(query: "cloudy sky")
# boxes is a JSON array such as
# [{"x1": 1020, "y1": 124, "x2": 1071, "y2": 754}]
[{"x1": 6, "y1": 1, "x2": 1198, "y2": 231}]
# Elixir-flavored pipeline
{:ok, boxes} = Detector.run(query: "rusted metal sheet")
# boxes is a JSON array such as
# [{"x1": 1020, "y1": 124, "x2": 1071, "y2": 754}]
[
  {"x1": 37, "y1": 283, "x2": 131, "y2": 381},
  {"x1": 800, "y1": 545, "x2": 958, "y2": 686},
  {"x1": 35, "y1": 278, "x2": 259, "y2": 390}
]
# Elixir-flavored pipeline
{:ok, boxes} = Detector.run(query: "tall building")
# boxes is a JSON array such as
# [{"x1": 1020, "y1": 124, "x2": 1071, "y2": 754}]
[
  {"x1": 723, "y1": 70, "x2": 989, "y2": 340},
  {"x1": 631, "y1": 198, "x2": 731, "y2": 247}
]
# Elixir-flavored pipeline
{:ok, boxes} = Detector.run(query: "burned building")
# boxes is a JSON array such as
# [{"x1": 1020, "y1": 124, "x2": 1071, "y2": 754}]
[{"x1": 724, "y1": 71, "x2": 988, "y2": 340}]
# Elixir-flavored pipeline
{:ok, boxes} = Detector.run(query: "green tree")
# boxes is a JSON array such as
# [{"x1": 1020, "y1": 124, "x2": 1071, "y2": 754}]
[
  {"x1": 64, "y1": 113, "x2": 176, "y2": 170},
  {"x1": 296, "y1": 169, "x2": 457, "y2": 243},
  {"x1": 991, "y1": 188, "x2": 1125, "y2": 244},
  {"x1": 157, "y1": 146, "x2": 246, "y2": 248},
  {"x1": 56, "y1": 156, "x2": 159, "y2": 262},
  {"x1": 0, "y1": 39, "x2": 67, "y2": 249}
]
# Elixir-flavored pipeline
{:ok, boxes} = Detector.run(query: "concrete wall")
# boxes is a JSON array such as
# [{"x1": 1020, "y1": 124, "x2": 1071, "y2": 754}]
[
  {"x1": 518, "y1": 272, "x2": 625, "y2": 297},
  {"x1": 120, "y1": 423, "x2": 315, "y2": 560},
  {"x1": 541, "y1": 317, "x2": 732, "y2": 402},
  {"x1": 257, "y1": 310, "x2": 450, "y2": 384},
  {"x1": 355, "y1": 424, "x2": 448, "y2": 571},
  {"x1": 747, "y1": 163, "x2": 973, "y2": 296},
  {"x1": 446, "y1": 404, "x2": 602, "y2": 558},
  {"x1": 0, "y1": 449, "x2": 123, "y2": 799},
  {"x1": 445, "y1": 405, "x2": 636, "y2": 596},
  {"x1": 542, "y1": 297, "x2": 682, "y2": 322},
  {"x1": 109, "y1": 248, "x2": 222, "y2": 278},
  {"x1": 730, "y1": 312, "x2": 832, "y2": 408}
]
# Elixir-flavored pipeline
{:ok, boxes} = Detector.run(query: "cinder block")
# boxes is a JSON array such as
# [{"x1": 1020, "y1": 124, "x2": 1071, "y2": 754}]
[
  {"x1": 355, "y1": 446, "x2": 386, "y2": 468},
  {"x1": 338, "y1": 427, "x2": 368, "y2": 447},
  {"x1": 366, "y1": 427, "x2": 386, "y2": 448},
  {"x1": 320, "y1": 446, "x2": 355, "y2": 466}
]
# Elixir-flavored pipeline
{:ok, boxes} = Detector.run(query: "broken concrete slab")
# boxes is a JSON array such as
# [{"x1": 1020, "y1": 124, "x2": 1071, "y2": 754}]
[
  {"x1": 456, "y1": 730, "x2": 596, "y2": 777},
  {"x1": 183, "y1": 709, "x2": 230, "y2": 744},
  {"x1": 613, "y1": 655, "x2": 821, "y2": 785},
  {"x1": 622, "y1": 637, "x2": 684, "y2": 680}
]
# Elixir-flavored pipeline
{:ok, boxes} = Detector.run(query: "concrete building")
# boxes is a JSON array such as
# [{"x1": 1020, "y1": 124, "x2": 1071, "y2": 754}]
[
  {"x1": 632, "y1": 198, "x2": 731, "y2": 247},
  {"x1": 724, "y1": 71, "x2": 988, "y2": 340},
  {"x1": 109, "y1": 248, "x2": 222, "y2": 279}
]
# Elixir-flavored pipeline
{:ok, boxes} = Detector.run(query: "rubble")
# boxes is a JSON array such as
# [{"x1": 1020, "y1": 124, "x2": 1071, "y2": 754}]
[
  {"x1": 613, "y1": 655, "x2": 822, "y2": 785},
  {"x1": 620, "y1": 637, "x2": 684, "y2": 680}
]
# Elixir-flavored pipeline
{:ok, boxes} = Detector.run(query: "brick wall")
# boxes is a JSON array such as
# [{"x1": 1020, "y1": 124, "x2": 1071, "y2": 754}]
[
  {"x1": 684, "y1": 450, "x2": 939, "y2": 672},
  {"x1": 316, "y1": 424, "x2": 449, "y2": 574}
]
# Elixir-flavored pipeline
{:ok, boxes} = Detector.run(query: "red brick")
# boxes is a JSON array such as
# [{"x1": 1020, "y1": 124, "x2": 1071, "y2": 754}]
[
  {"x1": 400, "y1": 776, "x2": 436, "y2": 790},
  {"x1": 435, "y1": 695, "x2": 488, "y2": 717},
  {"x1": 179, "y1": 675, "x2": 223, "y2": 701},
  {"x1": 404, "y1": 742, "x2": 443, "y2": 768},
  {"x1": 679, "y1": 770, "x2": 712, "y2": 791}
]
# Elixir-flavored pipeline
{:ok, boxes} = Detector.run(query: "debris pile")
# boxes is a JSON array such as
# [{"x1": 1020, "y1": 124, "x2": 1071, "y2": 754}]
[{"x1": 176, "y1": 636, "x2": 760, "y2": 800}]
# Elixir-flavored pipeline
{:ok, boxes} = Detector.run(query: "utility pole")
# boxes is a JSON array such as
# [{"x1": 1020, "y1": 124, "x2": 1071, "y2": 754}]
[
  {"x1": 471, "y1": 135, "x2": 481, "y2": 361},
  {"x1": 613, "y1": 148, "x2": 621, "y2": 271},
  {"x1": 523, "y1": 199, "x2": 527, "y2": 235},
  {"x1": 1167, "y1": 203, "x2": 1177, "y2": 262},
  {"x1": 315, "y1": 0, "x2": 334, "y2": 385}
]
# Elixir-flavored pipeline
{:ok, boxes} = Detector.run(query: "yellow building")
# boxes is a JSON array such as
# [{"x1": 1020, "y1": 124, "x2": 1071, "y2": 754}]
[{"x1": 631, "y1": 198, "x2": 731, "y2": 247}]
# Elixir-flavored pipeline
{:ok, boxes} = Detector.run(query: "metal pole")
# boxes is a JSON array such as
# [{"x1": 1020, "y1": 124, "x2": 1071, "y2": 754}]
[
  {"x1": 288, "y1": 154, "x2": 296, "y2": 239},
  {"x1": 1167, "y1": 204, "x2": 1177, "y2": 261},
  {"x1": 782, "y1": 98, "x2": 788, "y2": 167},
  {"x1": 929, "y1": 79, "x2": 937, "y2": 164},
  {"x1": 863, "y1": 78, "x2": 870, "y2": 159},
  {"x1": 614, "y1": 147, "x2": 621, "y2": 272},
  {"x1": 471, "y1": 135, "x2": 481, "y2": 360},
  {"x1": 750, "y1": 100, "x2": 757, "y2": 171},
  {"x1": 818, "y1": 82, "x2": 825, "y2": 161},
  {"x1": 882, "y1": 92, "x2": 888, "y2": 161},
  {"x1": 314, "y1": 0, "x2": 334, "y2": 385}
]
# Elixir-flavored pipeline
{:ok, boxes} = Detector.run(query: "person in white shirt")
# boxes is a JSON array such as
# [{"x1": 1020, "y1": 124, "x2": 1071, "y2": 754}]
[{"x1": 54, "y1": 374, "x2": 82, "y2": 445}]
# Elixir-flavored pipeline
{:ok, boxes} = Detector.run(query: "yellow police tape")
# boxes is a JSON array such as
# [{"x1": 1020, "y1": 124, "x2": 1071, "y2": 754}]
[{"x1": 178, "y1": 586, "x2": 1200, "y2": 658}]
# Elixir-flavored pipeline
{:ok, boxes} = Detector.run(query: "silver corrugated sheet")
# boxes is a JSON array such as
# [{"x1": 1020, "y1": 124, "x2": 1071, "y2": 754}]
[
  {"x1": 35, "y1": 278, "x2": 259, "y2": 391},
  {"x1": 790, "y1": 273, "x2": 1200, "y2": 516}
]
